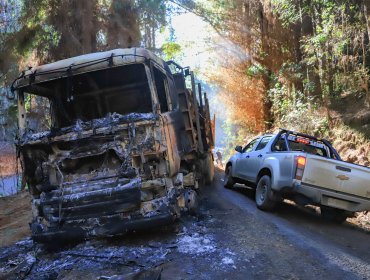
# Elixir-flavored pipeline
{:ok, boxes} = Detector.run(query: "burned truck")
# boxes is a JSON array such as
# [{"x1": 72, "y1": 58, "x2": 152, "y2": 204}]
[{"x1": 12, "y1": 48, "x2": 214, "y2": 242}]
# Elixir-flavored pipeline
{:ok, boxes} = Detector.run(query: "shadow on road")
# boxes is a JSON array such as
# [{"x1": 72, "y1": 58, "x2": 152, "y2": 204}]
[{"x1": 225, "y1": 181, "x2": 370, "y2": 236}]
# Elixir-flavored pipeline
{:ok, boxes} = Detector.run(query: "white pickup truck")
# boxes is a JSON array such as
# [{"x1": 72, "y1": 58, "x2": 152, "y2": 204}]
[{"x1": 224, "y1": 129, "x2": 370, "y2": 223}]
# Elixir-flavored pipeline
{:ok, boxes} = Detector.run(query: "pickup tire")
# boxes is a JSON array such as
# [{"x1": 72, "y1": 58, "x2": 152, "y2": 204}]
[
  {"x1": 320, "y1": 206, "x2": 348, "y2": 224},
  {"x1": 255, "y1": 175, "x2": 277, "y2": 211},
  {"x1": 224, "y1": 166, "x2": 235, "y2": 189}
]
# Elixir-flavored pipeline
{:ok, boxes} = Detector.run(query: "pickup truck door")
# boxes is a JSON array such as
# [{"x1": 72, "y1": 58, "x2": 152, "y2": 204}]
[
  {"x1": 243, "y1": 136, "x2": 274, "y2": 182},
  {"x1": 234, "y1": 138, "x2": 260, "y2": 180}
]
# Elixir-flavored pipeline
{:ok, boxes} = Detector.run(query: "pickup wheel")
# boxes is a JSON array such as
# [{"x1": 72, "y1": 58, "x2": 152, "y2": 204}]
[
  {"x1": 320, "y1": 206, "x2": 348, "y2": 224},
  {"x1": 224, "y1": 166, "x2": 235, "y2": 189},
  {"x1": 255, "y1": 175, "x2": 277, "y2": 211}
]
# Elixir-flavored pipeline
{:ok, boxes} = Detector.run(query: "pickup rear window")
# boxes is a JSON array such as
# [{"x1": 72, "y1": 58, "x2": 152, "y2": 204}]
[{"x1": 273, "y1": 137, "x2": 329, "y2": 157}]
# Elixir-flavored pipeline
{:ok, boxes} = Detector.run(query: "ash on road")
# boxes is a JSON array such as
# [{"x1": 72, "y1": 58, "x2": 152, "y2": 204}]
[{"x1": 1, "y1": 170, "x2": 369, "y2": 280}]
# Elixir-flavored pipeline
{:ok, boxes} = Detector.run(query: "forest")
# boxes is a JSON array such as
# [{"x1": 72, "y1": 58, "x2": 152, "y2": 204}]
[{"x1": 0, "y1": 0, "x2": 369, "y2": 166}]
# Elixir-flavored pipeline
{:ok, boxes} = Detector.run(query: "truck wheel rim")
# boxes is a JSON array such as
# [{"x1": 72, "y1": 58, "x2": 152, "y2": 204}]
[{"x1": 259, "y1": 184, "x2": 267, "y2": 202}]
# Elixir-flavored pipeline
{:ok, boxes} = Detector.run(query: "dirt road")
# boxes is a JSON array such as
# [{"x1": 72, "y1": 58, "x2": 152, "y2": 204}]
[
  {"x1": 0, "y1": 170, "x2": 369, "y2": 279},
  {"x1": 0, "y1": 191, "x2": 31, "y2": 247}
]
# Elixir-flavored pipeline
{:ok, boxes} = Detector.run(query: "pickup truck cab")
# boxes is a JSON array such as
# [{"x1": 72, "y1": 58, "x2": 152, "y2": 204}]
[{"x1": 224, "y1": 129, "x2": 370, "y2": 223}]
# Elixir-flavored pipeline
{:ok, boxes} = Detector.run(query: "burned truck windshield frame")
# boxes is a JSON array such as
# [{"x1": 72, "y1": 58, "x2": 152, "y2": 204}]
[
  {"x1": 14, "y1": 48, "x2": 216, "y2": 243},
  {"x1": 38, "y1": 63, "x2": 153, "y2": 128}
]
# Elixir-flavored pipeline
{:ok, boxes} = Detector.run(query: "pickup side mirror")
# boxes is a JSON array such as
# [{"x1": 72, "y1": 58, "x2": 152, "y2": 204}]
[{"x1": 235, "y1": 146, "x2": 243, "y2": 153}]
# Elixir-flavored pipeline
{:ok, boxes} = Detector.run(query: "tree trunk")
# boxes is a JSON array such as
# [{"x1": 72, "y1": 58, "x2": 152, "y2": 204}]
[
  {"x1": 362, "y1": 32, "x2": 370, "y2": 106},
  {"x1": 363, "y1": 2, "x2": 370, "y2": 106},
  {"x1": 262, "y1": 71, "x2": 273, "y2": 130},
  {"x1": 364, "y1": 2, "x2": 370, "y2": 42}
]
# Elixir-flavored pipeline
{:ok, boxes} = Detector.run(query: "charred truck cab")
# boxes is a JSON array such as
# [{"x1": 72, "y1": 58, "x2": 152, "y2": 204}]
[{"x1": 12, "y1": 48, "x2": 215, "y2": 242}]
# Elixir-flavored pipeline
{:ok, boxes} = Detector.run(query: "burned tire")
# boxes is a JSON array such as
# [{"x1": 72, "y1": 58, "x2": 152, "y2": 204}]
[
  {"x1": 224, "y1": 166, "x2": 235, "y2": 189},
  {"x1": 320, "y1": 206, "x2": 348, "y2": 224},
  {"x1": 255, "y1": 175, "x2": 277, "y2": 211},
  {"x1": 202, "y1": 152, "x2": 215, "y2": 185}
]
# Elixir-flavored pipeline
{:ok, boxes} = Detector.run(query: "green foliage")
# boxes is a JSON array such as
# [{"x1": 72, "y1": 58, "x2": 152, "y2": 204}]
[
  {"x1": 246, "y1": 64, "x2": 267, "y2": 78},
  {"x1": 221, "y1": 118, "x2": 254, "y2": 160},
  {"x1": 161, "y1": 42, "x2": 182, "y2": 60},
  {"x1": 270, "y1": 0, "x2": 300, "y2": 27},
  {"x1": 137, "y1": 0, "x2": 168, "y2": 49},
  {"x1": 279, "y1": 62, "x2": 302, "y2": 80},
  {"x1": 270, "y1": 97, "x2": 329, "y2": 135},
  {"x1": 268, "y1": 72, "x2": 329, "y2": 136}
]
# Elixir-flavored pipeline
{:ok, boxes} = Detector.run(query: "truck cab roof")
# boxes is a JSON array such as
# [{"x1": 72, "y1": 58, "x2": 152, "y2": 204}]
[{"x1": 12, "y1": 48, "x2": 171, "y2": 91}]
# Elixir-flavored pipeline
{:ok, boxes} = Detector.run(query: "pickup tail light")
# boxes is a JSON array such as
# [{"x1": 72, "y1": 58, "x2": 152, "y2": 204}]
[{"x1": 295, "y1": 156, "x2": 306, "y2": 180}]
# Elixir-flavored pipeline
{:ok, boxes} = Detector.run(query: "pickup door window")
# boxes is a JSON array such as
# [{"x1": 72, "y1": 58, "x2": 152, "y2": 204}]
[
  {"x1": 243, "y1": 136, "x2": 273, "y2": 182},
  {"x1": 234, "y1": 138, "x2": 260, "y2": 180},
  {"x1": 255, "y1": 136, "x2": 273, "y2": 151}
]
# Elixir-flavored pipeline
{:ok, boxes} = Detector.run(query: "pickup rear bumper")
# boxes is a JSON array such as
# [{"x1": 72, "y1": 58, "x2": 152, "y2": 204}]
[{"x1": 297, "y1": 182, "x2": 370, "y2": 212}]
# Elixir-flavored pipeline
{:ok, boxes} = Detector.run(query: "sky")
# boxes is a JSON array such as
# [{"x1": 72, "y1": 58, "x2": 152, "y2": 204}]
[
  {"x1": 157, "y1": 11, "x2": 214, "y2": 72},
  {"x1": 157, "y1": 11, "x2": 227, "y2": 146}
]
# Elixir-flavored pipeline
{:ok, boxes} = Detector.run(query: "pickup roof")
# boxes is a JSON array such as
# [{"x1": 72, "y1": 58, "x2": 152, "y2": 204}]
[{"x1": 224, "y1": 129, "x2": 370, "y2": 223}]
